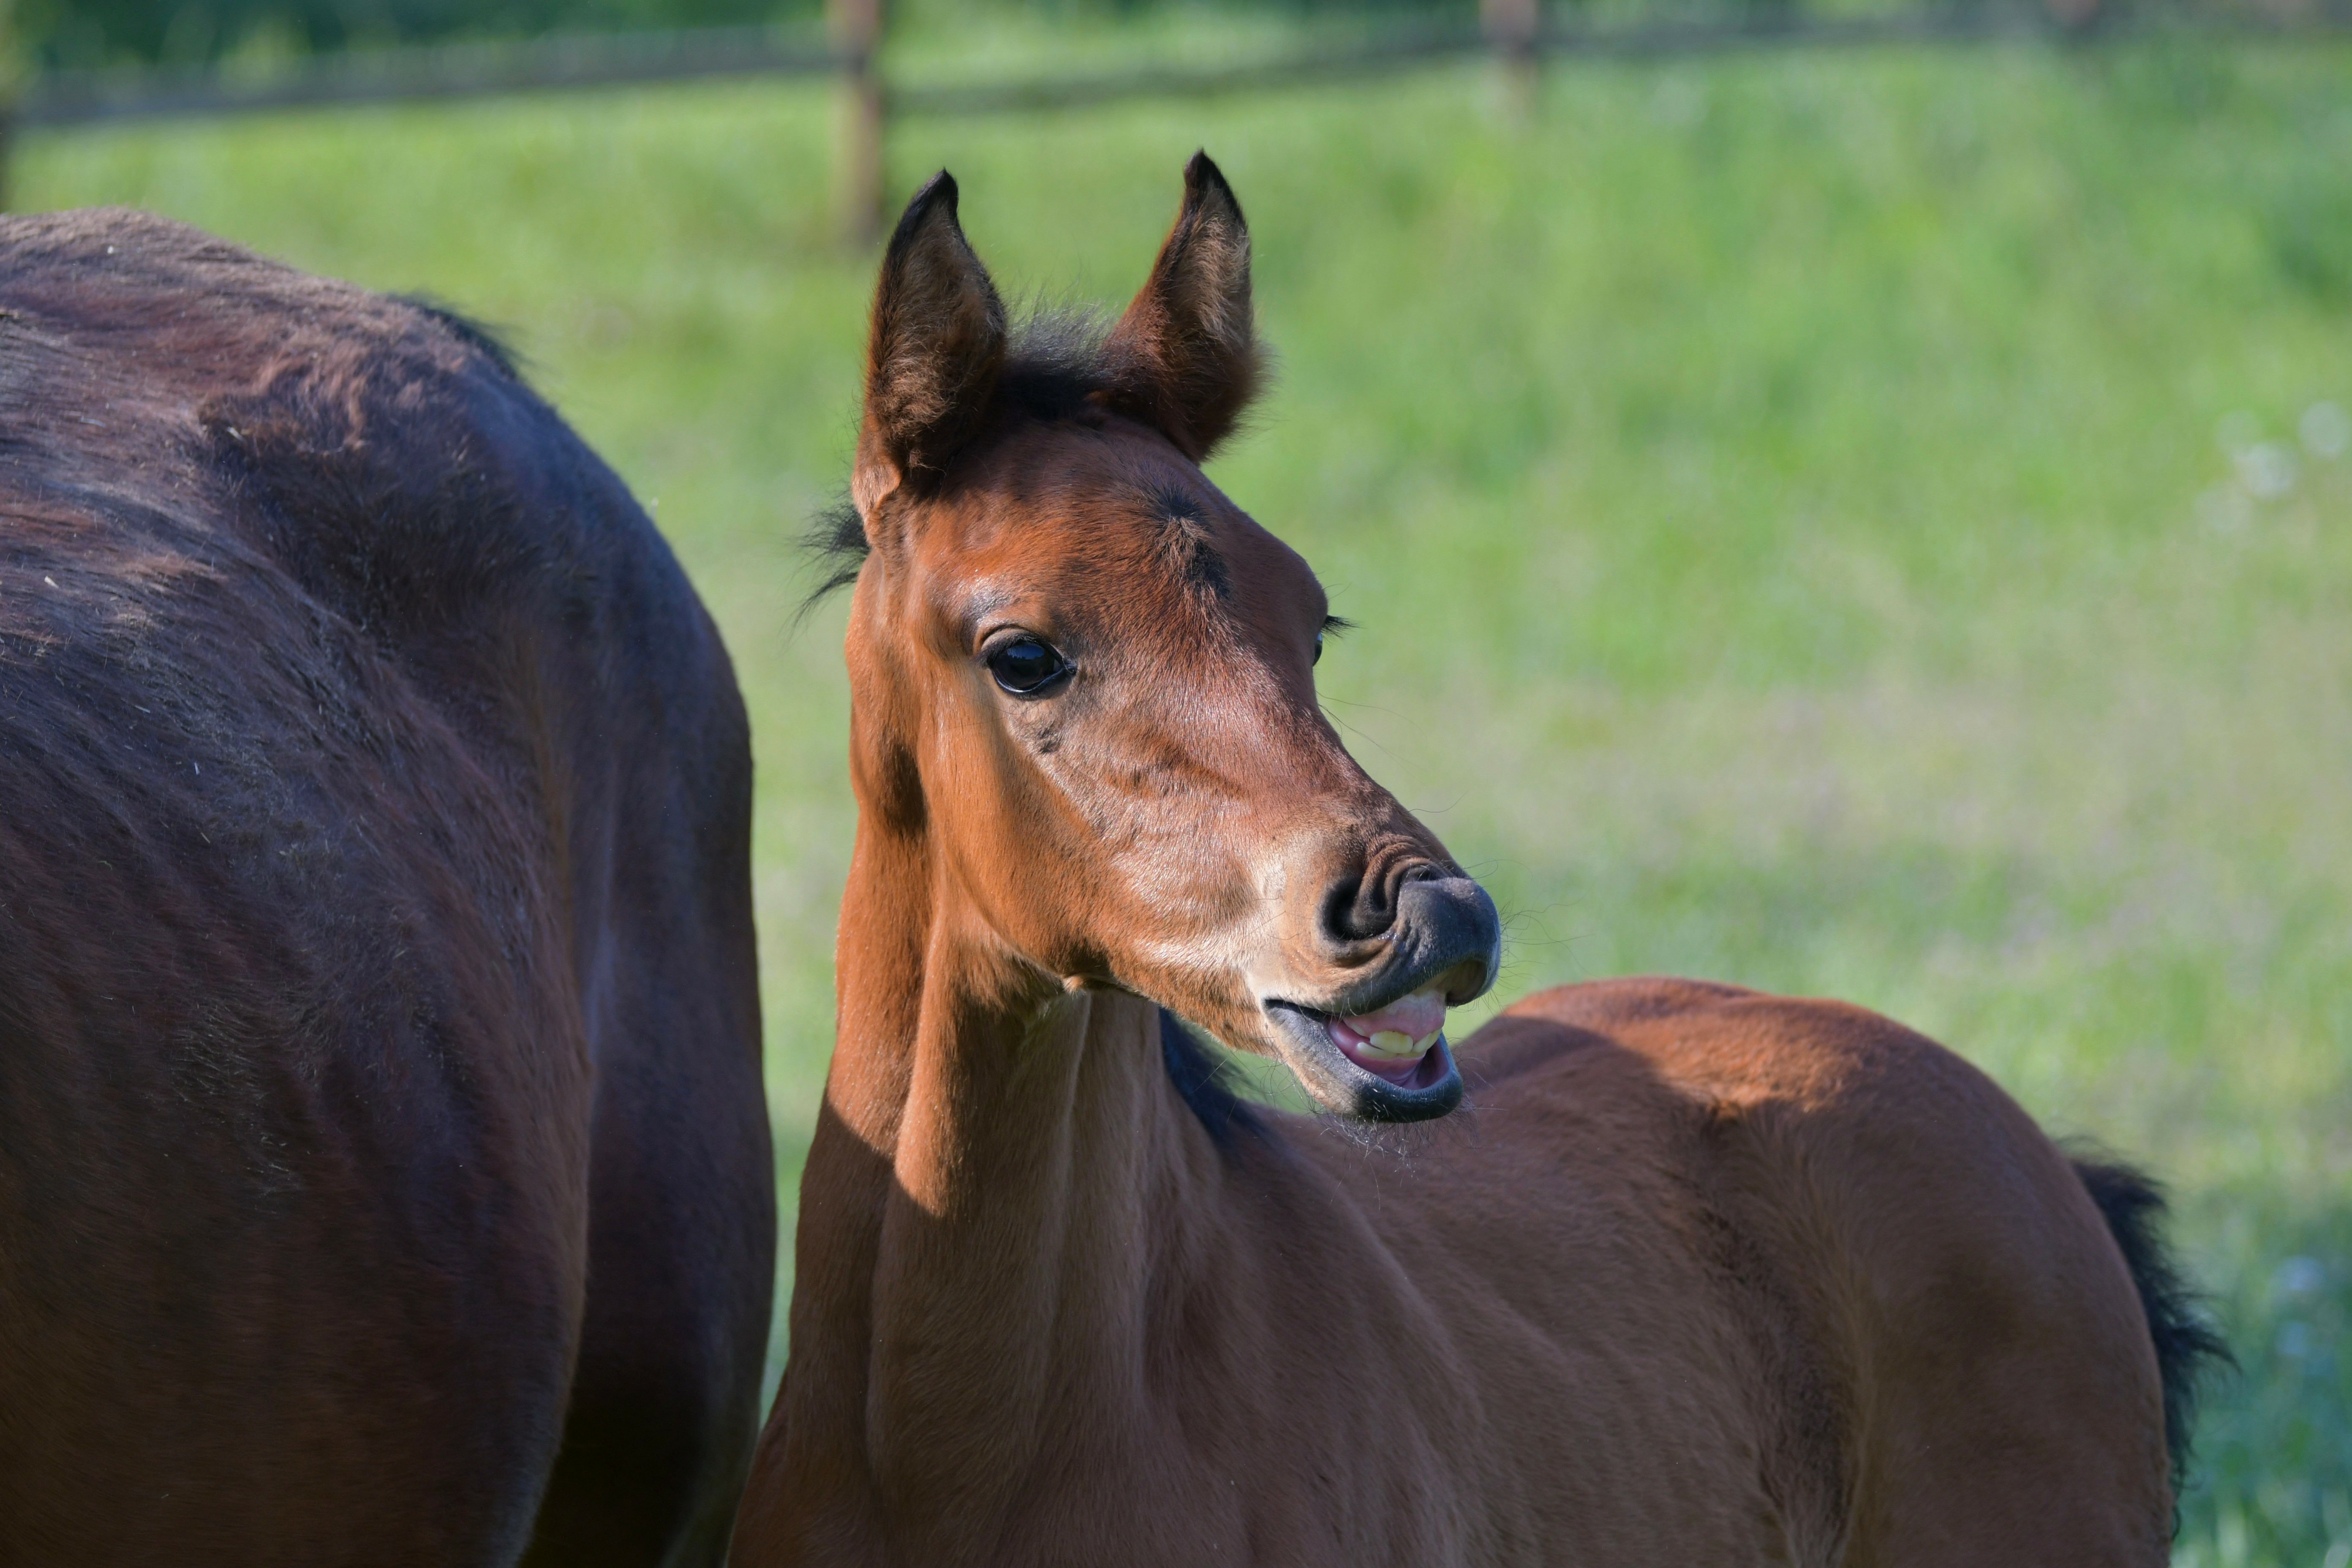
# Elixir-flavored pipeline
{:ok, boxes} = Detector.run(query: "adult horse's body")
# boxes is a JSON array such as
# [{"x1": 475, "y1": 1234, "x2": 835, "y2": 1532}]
[
  {"x1": 731, "y1": 158, "x2": 2219, "y2": 1566},
  {"x1": 0, "y1": 211, "x2": 771, "y2": 1566}
]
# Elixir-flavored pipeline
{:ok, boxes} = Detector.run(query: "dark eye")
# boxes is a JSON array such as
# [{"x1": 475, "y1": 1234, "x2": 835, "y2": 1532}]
[
  {"x1": 987, "y1": 637, "x2": 1071, "y2": 696},
  {"x1": 1312, "y1": 632, "x2": 1324, "y2": 666}
]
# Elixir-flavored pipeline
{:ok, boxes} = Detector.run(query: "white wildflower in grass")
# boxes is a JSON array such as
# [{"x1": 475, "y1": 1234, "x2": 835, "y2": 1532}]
[
  {"x1": 2198, "y1": 484, "x2": 2253, "y2": 534},
  {"x1": 2300, "y1": 400, "x2": 2350, "y2": 460},
  {"x1": 2236, "y1": 441, "x2": 2298, "y2": 501},
  {"x1": 2273, "y1": 1255, "x2": 2326, "y2": 1298}
]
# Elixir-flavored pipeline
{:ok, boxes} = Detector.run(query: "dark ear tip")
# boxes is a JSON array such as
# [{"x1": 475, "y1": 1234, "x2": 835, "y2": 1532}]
[
  {"x1": 889, "y1": 170, "x2": 963, "y2": 250},
  {"x1": 1182, "y1": 151, "x2": 1242, "y2": 220}
]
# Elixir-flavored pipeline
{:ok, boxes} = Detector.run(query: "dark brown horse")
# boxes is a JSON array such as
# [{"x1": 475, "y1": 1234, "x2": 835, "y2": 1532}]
[
  {"x1": 0, "y1": 210, "x2": 772, "y2": 1565},
  {"x1": 730, "y1": 157, "x2": 2223, "y2": 1565}
]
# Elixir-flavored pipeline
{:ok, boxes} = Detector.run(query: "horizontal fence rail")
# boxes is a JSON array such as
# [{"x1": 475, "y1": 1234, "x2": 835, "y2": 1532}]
[
  {"x1": 885, "y1": 9, "x2": 2107, "y2": 117},
  {"x1": 18, "y1": 27, "x2": 851, "y2": 128},
  {"x1": 3, "y1": 4, "x2": 2342, "y2": 231},
  {"x1": 16, "y1": 5, "x2": 2340, "y2": 128}
]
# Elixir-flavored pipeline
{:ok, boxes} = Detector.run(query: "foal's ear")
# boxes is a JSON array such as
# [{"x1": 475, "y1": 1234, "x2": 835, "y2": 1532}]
[
  {"x1": 856, "y1": 171, "x2": 1008, "y2": 515},
  {"x1": 1102, "y1": 152, "x2": 1262, "y2": 461}
]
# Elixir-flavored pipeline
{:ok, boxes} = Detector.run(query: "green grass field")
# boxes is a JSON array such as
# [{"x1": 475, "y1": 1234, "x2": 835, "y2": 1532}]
[{"x1": 21, "y1": 33, "x2": 2349, "y2": 1563}]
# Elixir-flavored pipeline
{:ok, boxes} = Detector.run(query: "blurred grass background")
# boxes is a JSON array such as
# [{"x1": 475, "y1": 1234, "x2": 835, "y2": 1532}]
[{"x1": 16, "y1": 27, "x2": 2349, "y2": 1564}]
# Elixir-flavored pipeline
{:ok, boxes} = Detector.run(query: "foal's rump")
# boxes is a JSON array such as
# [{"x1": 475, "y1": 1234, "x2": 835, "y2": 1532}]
[
  {"x1": 0, "y1": 210, "x2": 765, "y2": 1565},
  {"x1": 1457, "y1": 979, "x2": 2181, "y2": 1566}
]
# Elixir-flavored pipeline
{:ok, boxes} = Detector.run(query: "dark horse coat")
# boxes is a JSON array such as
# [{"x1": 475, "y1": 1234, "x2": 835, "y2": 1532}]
[{"x1": 0, "y1": 210, "x2": 771, "y2": 1567}]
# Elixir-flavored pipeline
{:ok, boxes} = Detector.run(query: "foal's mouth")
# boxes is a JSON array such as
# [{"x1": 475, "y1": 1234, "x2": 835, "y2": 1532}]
[
  {"x1": 1324, "y1": 984, "x2": 1449, "y2": 1084},
  {"x1": 1262, "y1": 977, "x2": 1468, "y2": 1123},
  {"x1": 1252, "y1": 872, "x2": 1499, "y2": 1122}
]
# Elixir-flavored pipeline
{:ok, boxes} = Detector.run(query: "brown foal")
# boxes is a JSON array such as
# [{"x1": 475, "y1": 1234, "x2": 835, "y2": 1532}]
[{"x1": 731, "y1": 157, "x2": 2219, "y2": 1566}]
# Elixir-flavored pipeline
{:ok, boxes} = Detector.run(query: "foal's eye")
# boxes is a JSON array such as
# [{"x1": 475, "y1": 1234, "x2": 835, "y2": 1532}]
[
  {"x1": 1312, "y1": 633, "x2": 1324, "y2": 666},
  {"x1": 986, "y1": 637, "x2": 1072, "y2": 696}
]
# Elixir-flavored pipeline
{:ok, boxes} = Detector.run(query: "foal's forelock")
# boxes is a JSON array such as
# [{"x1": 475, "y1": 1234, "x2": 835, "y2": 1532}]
[{"x1": 802, "y1": 310, "x2": 1235, "y2": 616}]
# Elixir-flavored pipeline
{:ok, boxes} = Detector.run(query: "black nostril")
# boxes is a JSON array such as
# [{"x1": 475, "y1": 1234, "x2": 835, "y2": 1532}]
[
  {"x1": 1318, "y1": 875, "x2": 1374, "y2": 943},
  {"x1": 1318, "y1": 859, "x2": 1442, "y2": 945}
]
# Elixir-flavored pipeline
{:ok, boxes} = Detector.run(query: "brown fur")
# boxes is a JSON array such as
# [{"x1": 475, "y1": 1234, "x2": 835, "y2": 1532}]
[
  {"x1": 730, "y1": 158, "x2": 2186, "y2": 1565},
  {"x1": 0, "y1": 210, "x2": 771, "y2": 1565}
]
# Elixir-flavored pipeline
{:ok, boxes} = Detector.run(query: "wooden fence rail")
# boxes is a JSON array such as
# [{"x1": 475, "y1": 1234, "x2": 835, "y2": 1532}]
[
  {"x1": 1, "y1": 3, "x2": 2340, "y2": 234},
  {"x1": 15, "y1": 27, "x2": 850, "y2": 127}
]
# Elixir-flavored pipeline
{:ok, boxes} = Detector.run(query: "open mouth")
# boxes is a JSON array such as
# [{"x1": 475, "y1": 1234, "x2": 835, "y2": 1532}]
[
  {"x1": 1323, "y1": 983, "x2": 1450, "y2": 1087},
  {"x1": 1263, "y1": 980, "x2": 1465, "y2": 1122},
  {"x1": 1248, "y1": 872, "x2": 1498, "y2": 1122}
]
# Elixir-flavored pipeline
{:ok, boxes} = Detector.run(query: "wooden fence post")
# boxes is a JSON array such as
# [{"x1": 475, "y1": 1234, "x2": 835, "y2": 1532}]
[
  {"x1": 1480, "y1": 0, "x2": 1540, "y2": 119},
  {"x1": 829, "y1": 0, "x2": 885, "y2": 247}
]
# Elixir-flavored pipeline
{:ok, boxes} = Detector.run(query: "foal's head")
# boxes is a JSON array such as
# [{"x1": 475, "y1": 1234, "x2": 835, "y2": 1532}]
[{"x1": 833, "y1": 155, "x2": 1498, "y2": 1122}]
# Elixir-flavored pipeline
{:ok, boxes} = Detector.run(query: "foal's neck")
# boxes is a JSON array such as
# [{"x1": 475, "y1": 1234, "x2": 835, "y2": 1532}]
[{"x1": 780, "y1": 818, "x2": 1235, "y2": 1542}]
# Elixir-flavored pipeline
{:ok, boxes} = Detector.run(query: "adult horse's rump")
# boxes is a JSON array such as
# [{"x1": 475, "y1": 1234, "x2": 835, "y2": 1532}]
[{"x1": 0, "y1": 210, "x2": 771, "y2": 1566}]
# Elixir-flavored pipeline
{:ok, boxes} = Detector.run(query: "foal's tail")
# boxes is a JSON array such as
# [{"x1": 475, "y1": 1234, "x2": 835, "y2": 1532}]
[{"x1": 2069, "y1": 1155, "x2": 2232, "y2": 1499}]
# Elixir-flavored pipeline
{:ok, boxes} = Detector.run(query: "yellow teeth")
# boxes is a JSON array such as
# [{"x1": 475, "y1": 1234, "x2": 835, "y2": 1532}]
[{"x1": 1360, "y1": 1027, "x2": 1444, "y2": 1060}]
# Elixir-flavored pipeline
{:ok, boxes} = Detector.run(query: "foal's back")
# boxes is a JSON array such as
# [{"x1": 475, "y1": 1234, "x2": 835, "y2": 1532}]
[{"x1": 1303, "y1": 977, "x2": 2175, "y2": 1566}]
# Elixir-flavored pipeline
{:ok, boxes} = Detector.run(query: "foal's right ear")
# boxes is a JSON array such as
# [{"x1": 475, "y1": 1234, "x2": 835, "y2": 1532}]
[
  {"x1": 1102, "y1": 152, "x2": 1261, "y2": 461},
  {"x1": 855, "y1": 172, "x2": 1008, "y2": 519}
]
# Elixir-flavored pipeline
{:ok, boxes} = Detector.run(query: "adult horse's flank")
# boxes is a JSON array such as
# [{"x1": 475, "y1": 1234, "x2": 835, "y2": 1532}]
[
  {"x1": 732, "y1": 156, "x2": 2221, "y2": 1566},
  {"x1": 0, "y1": 212, "x2": 771, "y2": 1566}
]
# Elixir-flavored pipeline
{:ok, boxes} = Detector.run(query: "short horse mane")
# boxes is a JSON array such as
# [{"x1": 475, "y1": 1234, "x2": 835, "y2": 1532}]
[
  {"x1": 801, "y1": 306, "x2": 1119, "y2": 613},
  {"x1": 390, "y1": 294, "x2": 525, "y2": 380},
  {"x1": 1159, "y1": 1010, "x2": 1266, "y2": 1154}
]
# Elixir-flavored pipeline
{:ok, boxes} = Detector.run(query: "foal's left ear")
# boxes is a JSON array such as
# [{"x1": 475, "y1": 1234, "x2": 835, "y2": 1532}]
[
  {"x1": 856, "y1": 171, "x2": 1008, "y2": 517},
  {"x1": 1102, "y1": 152, "x2": 1262, "y2": 461}
]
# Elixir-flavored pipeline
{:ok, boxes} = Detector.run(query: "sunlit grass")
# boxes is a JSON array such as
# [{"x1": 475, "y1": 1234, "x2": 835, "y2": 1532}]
[{"x1": 18, "y1": 34, "x2": 2349, "y2": 1561}]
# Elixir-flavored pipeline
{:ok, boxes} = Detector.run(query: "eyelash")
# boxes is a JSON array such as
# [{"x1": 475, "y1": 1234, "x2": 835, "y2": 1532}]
[{"x1": 1314, "y1": 614, "x2": 1351, "y2": 666}]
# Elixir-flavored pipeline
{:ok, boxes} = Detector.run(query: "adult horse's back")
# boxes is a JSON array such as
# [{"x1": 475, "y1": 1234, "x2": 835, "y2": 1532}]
[{"x1": 0, "y1": 210, "x2": 771, "y2": 1566}]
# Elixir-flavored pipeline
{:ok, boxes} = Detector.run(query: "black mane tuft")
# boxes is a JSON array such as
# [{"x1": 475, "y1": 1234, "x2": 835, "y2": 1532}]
[
  {"x1": 798, "y1": 499, "x2": 868, "y2": 619},
  {"x1": 993, "y1": 304, "x2": 1116, "y2": 422},
  {"x1": 392, "y1": 294, "x2": 524, "y2": 379},
  {"x1": 2069, "y1": 1152, "x2": 2233, "y2": 1510}
]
